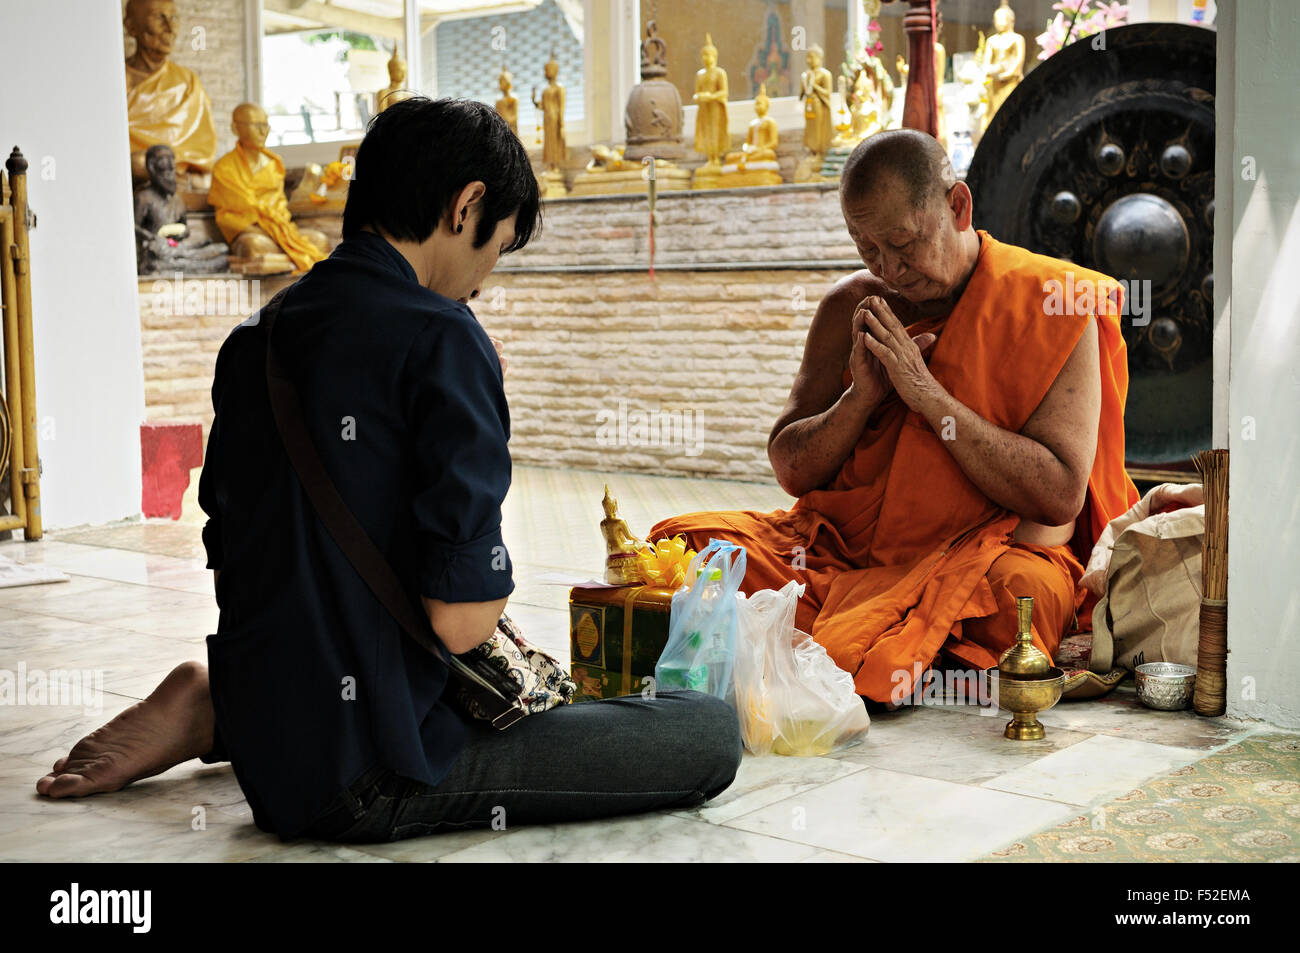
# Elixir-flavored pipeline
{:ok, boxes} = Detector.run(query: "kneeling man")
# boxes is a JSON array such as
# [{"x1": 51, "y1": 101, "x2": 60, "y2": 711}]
[{"x1": 653, "y1": 130, "x2": 1138, "y2": 703}]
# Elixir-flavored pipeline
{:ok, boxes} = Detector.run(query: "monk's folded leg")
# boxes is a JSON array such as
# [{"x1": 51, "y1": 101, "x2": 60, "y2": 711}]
[{"x1": 944, "y1": 543, "x2": 1084, "y2": 671}]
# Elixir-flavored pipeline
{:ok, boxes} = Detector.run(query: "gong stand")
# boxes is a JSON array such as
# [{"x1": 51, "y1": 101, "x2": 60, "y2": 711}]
[{"x1": 0, "y1": 146, "x2": 43, "y2": 539}]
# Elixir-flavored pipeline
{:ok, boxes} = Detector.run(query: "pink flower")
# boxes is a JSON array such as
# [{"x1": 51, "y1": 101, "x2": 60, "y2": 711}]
[
  {"x1": 1052, "y1": 0, "x2": 1090, "y2": 13},
  {"x1": 868, "y1": 19, "x2": 881, "y2": 32},
  {"x1": 1096, "y1": 1, "x2": 1129, "y2": 27}
]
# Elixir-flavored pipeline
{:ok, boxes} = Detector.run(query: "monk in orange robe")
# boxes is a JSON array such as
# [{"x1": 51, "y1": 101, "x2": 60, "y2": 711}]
[
  {"x1": 652, "y1": 130, "x2": 1138, "y2": 704},
  {"x1": 208, "y1": 104, "x2": 328, "y2": 274},
  {"x1": 124, "y1": 0, "x2": 218, "y2": 182}
]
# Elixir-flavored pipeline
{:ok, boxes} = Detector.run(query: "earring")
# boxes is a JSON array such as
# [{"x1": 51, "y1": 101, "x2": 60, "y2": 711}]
[{"x1": 456, "y1": 224, "x2": 463, "y2": 234}]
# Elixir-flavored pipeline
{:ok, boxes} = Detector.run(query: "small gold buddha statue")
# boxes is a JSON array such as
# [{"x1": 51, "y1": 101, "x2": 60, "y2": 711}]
[
  {"x1": 208, "y1": 103, "x2": 328, "y2": 274},
  {"x1": 532, "y1": 52, "x2": 568, "y2": 198},
  {"x1": 725, "y1": 84, "x2": 779, "y2": 169},
  {"x1": 495, "y1": 64, "x2": 519, "y2": 135},
  {"x1": 378, "y1": 47, "x2": 413, "y2": 113},
  {"x1": 980, "y1": 0, "x2": 1025, "y2": 134},
  {"x1": 692, "y1": 34, "x2": 730, "y2": 170},
  {"x1": 601, "y1": 485, "x2": 644, "y2": 586},
  {"x1": 798, "y1": 44, "x2": 834, "y2": 174}
]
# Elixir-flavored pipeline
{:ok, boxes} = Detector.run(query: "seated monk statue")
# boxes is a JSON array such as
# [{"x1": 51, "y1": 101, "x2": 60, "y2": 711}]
[
  {"x1": 724, "y1": 84, "x2": 779, "y2": 170},
  {"x1": 652, "y1": 130, "x2": 1139, "y2": 705},
  {"x1": 124, "y1": 0, "x2": 218, "y2": 188},
  {"x1": 134, "y1": 144, "x2": 228, "y2": 275},
  {"x1": 208, "y1": 103, "x2": 329, "y2": 274}
]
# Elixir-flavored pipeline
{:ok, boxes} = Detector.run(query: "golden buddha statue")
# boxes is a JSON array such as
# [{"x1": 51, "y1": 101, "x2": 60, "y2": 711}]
[
  {"x1": 981, "y1": 0, "x2": 1025, "y2": 134},
  {"x1": 692, "y1": 35, "x2": 730, "y2": 170},
  {"x1": 796, "y1": 44, "x2": 834, "y2": 182},
  {"x1": 378, "y1": 48, "x2": 413, "y2": 114},
  {"x1": 532, "y1": 52, "x2": 568, "y2": 198},
  {"x1": 208, "y1": 104, "x2": 329, "y2": 275},
  {"x1": 495, "y1": 65, "x2": 519, "y2": 135},
  {"x1": 601, "y1": 485, "x2": 644, "y2": 586},
  {"x1": 124, "y1": 0, "x2": 217, "y2": 188},
  {"x1": 718, "y1": 85, "x2": 783, "y2": 187}
]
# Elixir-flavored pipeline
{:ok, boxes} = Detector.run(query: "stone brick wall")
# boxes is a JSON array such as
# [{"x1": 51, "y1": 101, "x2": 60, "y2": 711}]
[
  {"x1": 139, "y1": 273, "x2": 294, "y2": 443},
  {"x1": 504, "y1": 181, "x2": 857, "y2": 269},
  {"x1": 123, "y1": 0, "x2": 247, "y2": 157},
  {"x1": 139, "y1": 187, "x2": 864, "y2": 483},
  {"x1": 483, "y1": 267, "x2": 843, "y2": 482}
]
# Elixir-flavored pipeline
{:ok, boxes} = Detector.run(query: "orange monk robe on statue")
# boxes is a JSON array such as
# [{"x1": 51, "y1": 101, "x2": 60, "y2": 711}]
[
  {"x1": 652, "y1": 232, "x2": 1138, "y2": 703},
  {"x1": 126, "y1": 60, "x2": 218, "y2": 174},
  {"x1": 208, "y1": 146, "x2": 326, "y2": 274}
]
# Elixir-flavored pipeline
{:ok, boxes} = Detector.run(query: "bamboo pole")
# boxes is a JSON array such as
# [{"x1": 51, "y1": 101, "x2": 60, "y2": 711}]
[
  {"x1": 4, "y1": 147, "x2": 41, "y2": 539},
  {"x1": 0, "y1": 199, "x2": 29, "y2": 532}
]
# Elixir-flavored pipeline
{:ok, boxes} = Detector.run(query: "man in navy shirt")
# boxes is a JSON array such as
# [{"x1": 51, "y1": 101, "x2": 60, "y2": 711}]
[{"x1": 37, "y1": 98, "x2": 741, "y2": 842}]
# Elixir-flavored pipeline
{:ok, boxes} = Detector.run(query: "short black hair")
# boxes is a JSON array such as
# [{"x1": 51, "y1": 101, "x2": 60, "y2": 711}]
[
  {"x1": 342, "y1": 96, "x2": 540, "y2": 254},
  {"x1": 840, "y1": 129, "x2": 955, "y2": 209}
]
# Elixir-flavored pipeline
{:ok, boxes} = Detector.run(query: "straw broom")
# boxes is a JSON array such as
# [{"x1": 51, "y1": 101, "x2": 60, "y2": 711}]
[{"x1": 1192, "y1": 449, "x2": 1228, "y2": 716}]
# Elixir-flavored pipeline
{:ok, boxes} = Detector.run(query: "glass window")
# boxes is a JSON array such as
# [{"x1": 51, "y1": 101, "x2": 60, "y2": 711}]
[
  {"x1": 423, "y1": 0, "x2": 585, "y2": 141},
  {"x1": 260, "y1": 0, "x2": 405, "y2": 146}
]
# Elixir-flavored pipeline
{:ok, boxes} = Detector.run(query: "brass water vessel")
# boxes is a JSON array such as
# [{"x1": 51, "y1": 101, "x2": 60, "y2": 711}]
[{"x1": 989, "y1": 597, "x2": 1065, "y2": 740}]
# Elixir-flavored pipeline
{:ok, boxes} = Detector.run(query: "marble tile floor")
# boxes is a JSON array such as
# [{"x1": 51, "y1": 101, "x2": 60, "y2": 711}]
[{"x1": 0, "y1": 465, "x2": 1283, "y2": 862}]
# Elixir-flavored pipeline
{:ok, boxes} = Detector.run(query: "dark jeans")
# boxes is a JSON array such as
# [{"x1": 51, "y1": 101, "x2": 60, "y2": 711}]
[{"x1": 301, "y1": 690, "x2": 742, "y2": 843}]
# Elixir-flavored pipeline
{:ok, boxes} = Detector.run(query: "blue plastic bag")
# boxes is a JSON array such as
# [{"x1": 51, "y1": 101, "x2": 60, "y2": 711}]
[{"x1": 655, "y1": 539, "x2": 747, "y2": 705}]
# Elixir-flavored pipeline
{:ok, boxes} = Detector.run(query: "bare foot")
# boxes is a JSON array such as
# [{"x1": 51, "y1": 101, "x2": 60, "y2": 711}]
[{"x1": 36, "y1": 661, "x2": 215, "y2": 798}]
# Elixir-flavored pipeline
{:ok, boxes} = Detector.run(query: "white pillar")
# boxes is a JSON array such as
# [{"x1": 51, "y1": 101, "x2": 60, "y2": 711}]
[
  {"x1": 404, "y1": 0, "x2": 422, "y2": 94},
  {"x1": 610, "y1": 0, "x2": 639, "y2": 146},
  {"x1": 243, "y1": 0, "x2": 263, "y2": 103}
]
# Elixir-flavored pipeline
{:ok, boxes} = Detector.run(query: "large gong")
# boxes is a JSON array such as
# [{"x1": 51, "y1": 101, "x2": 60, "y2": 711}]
[{"x1": 966, "y1": 23, "x2": 1215, "y2": 467}]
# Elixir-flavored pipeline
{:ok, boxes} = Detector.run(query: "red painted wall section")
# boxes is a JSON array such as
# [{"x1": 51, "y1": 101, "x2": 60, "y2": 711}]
[{"x1": 140, "y1": 423, "x2": 204, "y2": 519}]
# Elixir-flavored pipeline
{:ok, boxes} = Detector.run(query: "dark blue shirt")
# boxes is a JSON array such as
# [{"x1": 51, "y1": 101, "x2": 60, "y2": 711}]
[{"x1": 197, "y1": 230, "x2": 514, "y2": 838}]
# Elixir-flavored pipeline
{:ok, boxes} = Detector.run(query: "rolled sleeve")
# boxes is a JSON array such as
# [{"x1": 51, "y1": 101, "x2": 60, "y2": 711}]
[{"x1": 403, "y1": 310, "x2": 514, "y2": 604}]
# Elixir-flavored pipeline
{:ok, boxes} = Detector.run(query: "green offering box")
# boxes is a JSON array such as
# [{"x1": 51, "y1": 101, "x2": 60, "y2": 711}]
[{"x1": 569, "y1": 585, "x2": 676, "y2": 701}]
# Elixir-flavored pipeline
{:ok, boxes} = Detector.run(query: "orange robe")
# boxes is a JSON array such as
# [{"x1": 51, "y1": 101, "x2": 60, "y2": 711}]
[
  {"x1": 208, "y1": 145, "x2": 326, "y2": 273},
  {"x1": 126, "y1": 60, "x2": 218, "y2": 173},
  {"x1": 652, "y1": 231, "x2": 1138, "y2": 702}
]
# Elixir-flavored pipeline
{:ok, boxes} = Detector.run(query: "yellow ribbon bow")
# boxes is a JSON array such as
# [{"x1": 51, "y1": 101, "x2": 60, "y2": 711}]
[{"x1": 635, "y1": 536, "x2": 697, "y2": 589}]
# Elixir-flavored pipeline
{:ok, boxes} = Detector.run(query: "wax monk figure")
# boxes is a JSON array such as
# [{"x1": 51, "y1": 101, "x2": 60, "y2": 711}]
[
  {"x1": 652, "y1": 130, "x2": 1138, "y2": 704},
  {"x1": 125, "y1": 0, "x2": 218, "y2": 184},
  {"x1": 208, "y1": 103, "x2": 328, "y2": 273}
]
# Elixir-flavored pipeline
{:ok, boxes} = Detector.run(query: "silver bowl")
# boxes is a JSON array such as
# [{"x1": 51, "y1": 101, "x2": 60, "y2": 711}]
[{"x1": 1135, "y1": 662, "x2": 1196, "y2": 710}]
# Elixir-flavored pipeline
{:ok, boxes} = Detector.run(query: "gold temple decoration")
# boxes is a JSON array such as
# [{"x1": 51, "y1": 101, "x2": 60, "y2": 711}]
[
  {"x1": 990, "y1": 596, "x2": 1066, "y2": 740},
  {"x1": 601, "y1": 485, "x2": 645, "y2": 586},
  {"x1": 980, "y1": 0, "x2": 1025, "y2": 135},
  {"x1": 691, "y1": 34, "x2": 730, "y2": 190},
  {"x1": 795, "y1": 44, "x2": 834, "y2": 183},
  {"x1": 532, "y1": 51, "x2": 568, "y2": 199},
  {"x1": 377, "y1": 45, "x2": 413, "y2": 113},
  {"x1": 717, "y1": 84, "x2": 783, "y2": 187},
  {"x1": 495, "y1": 64, "x2": 519, "y2": 135}
]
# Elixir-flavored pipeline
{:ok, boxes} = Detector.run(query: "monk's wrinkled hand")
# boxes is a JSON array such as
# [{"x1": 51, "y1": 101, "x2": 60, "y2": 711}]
[
  {"x1": 859, "y1": 296, "x2": 941, "y2": 412},
  {"x1": 489, "y1": 336, "x2": 508, "y2": 377},
  {"x1": 849, "y1": 304, "x2": 894, "y2": 409}
]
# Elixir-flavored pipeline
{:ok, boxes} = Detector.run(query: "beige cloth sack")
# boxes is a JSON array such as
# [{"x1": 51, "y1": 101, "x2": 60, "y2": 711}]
[{"x1": 1082, "y1": 483, "x2": 1205, "y2": 674}]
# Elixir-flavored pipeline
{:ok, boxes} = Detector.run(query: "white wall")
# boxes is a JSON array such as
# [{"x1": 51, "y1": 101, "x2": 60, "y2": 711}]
[
  {"x1": 1220, "y1": 1, "x2": 1300, "y2": 728},
  {"x1": 0, "y1": 0, "x2": 144, "y2": 529}
]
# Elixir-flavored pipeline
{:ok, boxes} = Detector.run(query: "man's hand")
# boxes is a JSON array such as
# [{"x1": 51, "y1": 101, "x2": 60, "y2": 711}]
[
  {"x1": 489, "y1": 336, "x2": 508, "y2": 377},
  {"x1": 857, "y1": 296, "x2": 940, "y2": 412}
]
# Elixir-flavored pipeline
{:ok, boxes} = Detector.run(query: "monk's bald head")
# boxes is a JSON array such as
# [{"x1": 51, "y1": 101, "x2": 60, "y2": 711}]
[
  {"x1": 840, "y1": 129, "x2": 958, "y2": 212},
  {"x1": 838, "y1": 130, "x2": 980, "y2": 308}
]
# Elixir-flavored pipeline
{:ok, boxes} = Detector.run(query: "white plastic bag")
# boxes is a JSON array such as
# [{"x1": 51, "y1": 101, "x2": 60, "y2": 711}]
[{"x1": 733, "y1": 581, "x2": 870, "y2": 756}]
